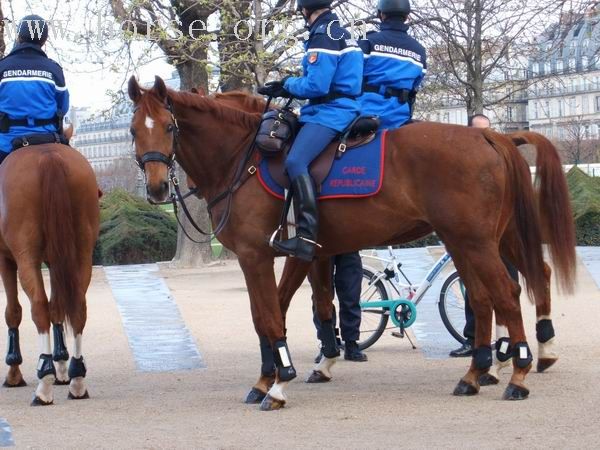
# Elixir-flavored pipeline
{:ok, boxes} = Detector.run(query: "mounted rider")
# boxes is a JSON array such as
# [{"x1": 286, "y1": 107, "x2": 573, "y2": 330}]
[
  {"x1": 358, "y1": 0, "x2": 426, "y2": 128},
  {"x1": 0, "y1": 15, "x2": 69, "y2": 164},
  {"x1": 258, "y1": 0, "x2": 363, "y2": 261}
]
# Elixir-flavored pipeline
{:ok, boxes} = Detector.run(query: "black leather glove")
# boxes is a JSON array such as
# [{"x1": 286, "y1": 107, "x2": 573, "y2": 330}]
[{"x1": 258, "y1": 80, "x2": 291, "y2": 98}]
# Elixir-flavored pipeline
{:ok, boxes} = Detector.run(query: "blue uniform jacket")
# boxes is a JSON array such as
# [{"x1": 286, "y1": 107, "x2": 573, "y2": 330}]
[
  {"x1": 0, "y1": 43, "x2": 69, "y2": 153},
  {"x1": 358, "y1": 20, "x2": 426, "y2": 129},
  {"x1": 284, "y1": 11, "x2": 363, "y2": 132}
]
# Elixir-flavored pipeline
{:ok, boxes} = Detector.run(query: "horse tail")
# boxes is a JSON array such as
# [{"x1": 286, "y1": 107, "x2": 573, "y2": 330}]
[
  {"x1": 509, "y1": 131, "x2": 577, "y2": 293},
  {"x1": 40, "y1": 149, "x2": 82, "y2": 326},
  {"x1": 482, "y1": 129, "x2": 547, "y2": 304}
]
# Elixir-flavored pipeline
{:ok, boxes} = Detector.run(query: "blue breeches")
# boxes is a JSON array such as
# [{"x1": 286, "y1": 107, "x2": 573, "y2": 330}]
[{"x1": 285, "y1": 122, "x2": 339, "y2": 180}]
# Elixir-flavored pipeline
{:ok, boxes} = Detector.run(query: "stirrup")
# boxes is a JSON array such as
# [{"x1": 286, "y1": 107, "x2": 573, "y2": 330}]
[{"x1": 298, "y1": 236, "x2": 322, "y2": 248}]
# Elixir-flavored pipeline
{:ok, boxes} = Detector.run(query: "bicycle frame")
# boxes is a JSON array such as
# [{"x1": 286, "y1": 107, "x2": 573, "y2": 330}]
[{"x1": 361, "y1": 247, "x2": 453, "y2": 304}]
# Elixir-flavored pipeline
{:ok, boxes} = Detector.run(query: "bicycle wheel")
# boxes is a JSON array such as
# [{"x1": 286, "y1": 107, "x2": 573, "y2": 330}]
[
  {"x1": 438, "y1": 270, "x2": 468, "y2": 344},
  {"x1": 358, "y1": 267, "x2": 390, "y2": 350}
]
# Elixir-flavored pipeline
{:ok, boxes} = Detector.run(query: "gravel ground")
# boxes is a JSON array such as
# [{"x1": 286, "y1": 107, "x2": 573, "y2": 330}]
[{"x1": 0, "y1": 254, "x2": 599, "y2": 449}]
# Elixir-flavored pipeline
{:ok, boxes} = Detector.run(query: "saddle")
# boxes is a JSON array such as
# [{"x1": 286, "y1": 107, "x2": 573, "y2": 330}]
[{"x1": 266, "y1": 116, "x2": 380, "y2": 191}]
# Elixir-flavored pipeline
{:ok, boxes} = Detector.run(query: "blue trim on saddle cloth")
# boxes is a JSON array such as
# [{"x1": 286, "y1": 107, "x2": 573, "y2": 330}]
[{"x1": 257, "y1": 130, "x2": 387, "y2": 200}]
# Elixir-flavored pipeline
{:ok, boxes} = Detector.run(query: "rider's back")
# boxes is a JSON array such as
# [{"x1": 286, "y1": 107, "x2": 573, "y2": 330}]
[
  {"x1": 0, "y1": 17, "x2": 69, "y2": 158},
  {"x1": 359, "y1": 16, "x2": 426, "y2": 129}
]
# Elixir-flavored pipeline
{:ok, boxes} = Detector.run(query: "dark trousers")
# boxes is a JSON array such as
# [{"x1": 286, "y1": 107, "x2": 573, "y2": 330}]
[
  {"x1": 313, "y1": 252, "x2": 363, "y2": 343},
  {"x1": 464, "y1": 259, "x2": 520, "y2": 343}
]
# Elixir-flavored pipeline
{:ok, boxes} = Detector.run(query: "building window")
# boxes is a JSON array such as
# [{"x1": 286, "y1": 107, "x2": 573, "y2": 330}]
[
  {"x1": 595, "y1": 96, "x2": 600, "y2": 112},
  {"x1": 568, "y1": 97, "x2": 577, "y2": 115},
  {"x1": 558, "y1": 99, "x2": 565, "y2": 117},
  {"x1": 507, "y1": 106, "x2": 513, "y2": 122},
  {"x1": 556, "y1": 59, "x2": 564, "y2": 73},
  {"x1": 533, "y1": 101, "x2": 539, "y2": 119},
  {"x1": 568, "y1": 58, "x2": 576, "y2": 71}
]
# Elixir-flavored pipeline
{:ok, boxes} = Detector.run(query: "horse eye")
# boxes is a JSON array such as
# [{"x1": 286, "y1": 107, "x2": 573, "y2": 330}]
[
  {"x1": 130, "y1": 127, "x2": 136, "y2": 137},
  {"x1": 166, "y1": 124, "x2": 174, "y2": 133}
]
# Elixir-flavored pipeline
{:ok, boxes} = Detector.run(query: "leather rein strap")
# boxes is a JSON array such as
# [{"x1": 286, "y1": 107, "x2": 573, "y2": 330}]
[{"x1": 135, "y1": 96, "x2": 271, "y2": 244}]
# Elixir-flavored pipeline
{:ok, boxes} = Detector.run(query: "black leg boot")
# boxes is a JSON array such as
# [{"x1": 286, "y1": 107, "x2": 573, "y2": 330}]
[{"x1": 272, "y1": 174, "x2": 319, "y2": 262}]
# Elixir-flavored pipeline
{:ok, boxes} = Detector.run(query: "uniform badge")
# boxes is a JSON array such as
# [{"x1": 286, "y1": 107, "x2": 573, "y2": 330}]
[{"x1": 308, "y1": 52, "x2": 318, "y2": 64}]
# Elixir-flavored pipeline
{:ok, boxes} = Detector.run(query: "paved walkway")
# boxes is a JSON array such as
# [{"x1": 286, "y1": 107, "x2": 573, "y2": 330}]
[
  {"x1": 577, "y1": 247, "x2": 600, "y2": 289},
  {"x1": 104, "y1": 264, "x2": 205, "y2": 372}
]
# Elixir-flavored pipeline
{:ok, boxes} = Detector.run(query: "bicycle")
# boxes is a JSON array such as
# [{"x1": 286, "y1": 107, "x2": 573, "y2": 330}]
[{"x1": 357, "y1": 246, "x2": 468, "y2": 350}]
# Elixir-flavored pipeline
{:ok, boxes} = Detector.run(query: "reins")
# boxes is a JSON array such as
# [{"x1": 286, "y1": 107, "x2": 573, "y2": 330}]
[{"x1": 134, "y1": 95, "x2": 273, "y2": 244}]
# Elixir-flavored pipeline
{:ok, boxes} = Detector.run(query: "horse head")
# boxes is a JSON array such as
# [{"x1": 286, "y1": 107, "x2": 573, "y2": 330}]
[{"x1": 128, "y1": 75, "x2": 177, "y2": 203}]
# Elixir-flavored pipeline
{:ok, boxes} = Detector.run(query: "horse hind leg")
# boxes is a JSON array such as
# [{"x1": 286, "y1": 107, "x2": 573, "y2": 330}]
[
  {"x1": 536, "y1": 262, "x2": 558, "y2": 373},
  {"x1": 305, "y1": 257, "x2": 339, "y2": 384},
  {"x1": 18, "y1": 261, "x2": 56, "y2": 405},
  {"x1": 1, "y1": 257, "x2": 26, "y2": 387}
]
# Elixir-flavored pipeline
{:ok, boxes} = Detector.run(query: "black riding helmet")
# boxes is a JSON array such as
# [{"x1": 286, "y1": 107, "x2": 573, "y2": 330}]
[
  {"x1": 17, "y1": 14, "x2": 49, "y2": 46},
  {"x1": 378, "y1": 0, "x2": 411, "y2": 17},
  {"x1": 296, "y1": 0, "x2": 333, "y2": 11}
]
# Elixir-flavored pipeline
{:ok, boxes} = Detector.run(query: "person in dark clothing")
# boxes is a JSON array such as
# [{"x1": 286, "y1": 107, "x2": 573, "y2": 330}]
[
  {"x1": 449, "y1": 114, "x2": 520, "y2": 357},
  {"x1": 0, "y1": 15, "x2": 69, "y2": 164},
  {"x1": 313, "y1": 252, "x2": 368, "y2": 362}
]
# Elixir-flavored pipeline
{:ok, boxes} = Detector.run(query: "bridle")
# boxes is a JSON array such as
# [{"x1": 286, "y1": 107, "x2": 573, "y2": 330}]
[{"x1": 131, "y1": 96, "x2": 267, "y2": 244}]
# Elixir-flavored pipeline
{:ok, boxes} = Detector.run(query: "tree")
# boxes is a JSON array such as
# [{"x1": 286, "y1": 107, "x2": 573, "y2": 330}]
[
  {"x1": 559, "y1": 115, "x2": 598, "y2": 164},
  {"x1": 414, "y1": 0, "x2": 573, "y2": 117}
]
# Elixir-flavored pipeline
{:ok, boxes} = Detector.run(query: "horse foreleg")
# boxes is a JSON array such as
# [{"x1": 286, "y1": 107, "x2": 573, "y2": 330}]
[
  {"x1": 536, "y1": 263, "x2": 558, "y2": 373},
  {"x1": 18, "y1": 261, "x2": 55, "y2": 406},
  {"x1": 239, "y1": 254, "x2": 296, "y2": 411},
  {"x1": 305, "y1": 257, "x2": 339, "y2": 384},
  {"x1": 1, "y1": 257, "x2": 26, "y2": 388},
  {"x1": 246, "y1": 257, "x2": 311, "y2": 404}
]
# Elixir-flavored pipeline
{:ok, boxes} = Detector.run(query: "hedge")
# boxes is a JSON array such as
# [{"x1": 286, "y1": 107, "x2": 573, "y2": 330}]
[
  {"x1": 566, "y1": 167, "x2": 600, "y2": 246},
  {"x1": 94, "y1": 189, "x2": 177, "y2": 265}
]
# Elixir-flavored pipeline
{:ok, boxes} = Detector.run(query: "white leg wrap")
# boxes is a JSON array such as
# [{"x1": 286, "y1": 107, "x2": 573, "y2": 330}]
[
  {"x1": 35, "y1": 375, "x2": 55, "y2": 403},
  {"x1": 39, "y1": 333, "x2": 51, "y2": 354},
  {"x1": 69, "y1": 377, "x2": 87, "y2": 398},
  {"x1": 495, "y1": 325, "x2": 509, "y2": 340},
  {"x1": 314, "y1": 356, "x2": 336, "y2": 379},
  {"x1": 73, "y1": 334, "x2": 83, "y2": 358},
  {"x1": 56, "y1": 360, "x2": 69, "y2": 383},
  {"x1": 538, "y1": 336, "x2": 558, "y2": 360},
  {"x1": 267, "y1": 381, "x2": 288, "y2": 402},
  {"x1": 537, "y1": 315, "x2": 552, "y2": 321}
]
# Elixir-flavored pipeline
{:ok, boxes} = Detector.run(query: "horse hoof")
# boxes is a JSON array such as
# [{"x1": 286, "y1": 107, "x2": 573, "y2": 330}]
[
  {"x1": 68, "y1": 390, "x2": 90, "y2": 400},
  {"x1": 502, "y1": 383, "x2": 529, "y2": 400},
  {"x1": 259, "y1": 394, "x2": 285, "y2": 411},
  {"x1": 537, "y1": 358, "x2": 557, "y2": 373},
  {"x1": 3, "y1": 378, "x2": 27, "y2": 388},
  {"x1": 478, "y1": 373, "x2": 500, "y2": 386},
  {"x1": 54, "y1": 379, "x2": 70, "y2": 386},
  {"x1": 453, "y1": 379, "x2": 479, "y2": 396},
  {"x1": 244, "y1": 387, "x2": 267, "y2": 404},
  {"x1": 305, "y1": 370, "x2": 331, "y2": 384},
  {"x1": 31, "y1": 396, "x2": 53, "y2": 406}
]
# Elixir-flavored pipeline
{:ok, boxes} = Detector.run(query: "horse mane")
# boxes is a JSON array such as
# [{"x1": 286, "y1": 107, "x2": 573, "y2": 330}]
[
  {"x1": 138, "y1": 87, "x2": 262, "y2": 130},
  {"x1": 213, "y1": 91, "x2": 267, "y2": 113}
]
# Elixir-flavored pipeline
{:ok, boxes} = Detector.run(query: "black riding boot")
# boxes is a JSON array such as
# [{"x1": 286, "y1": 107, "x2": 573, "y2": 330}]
[{"x1": 272, "y1": 174, "x2": 319, "y2": 262}]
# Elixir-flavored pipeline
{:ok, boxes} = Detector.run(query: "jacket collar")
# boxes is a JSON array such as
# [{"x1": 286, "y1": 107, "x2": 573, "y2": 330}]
[
  {"x1": 309, "y1": 10, "x2": 339, "y2": 35},
  {"x1": 380, "y1": 19, "x2": 409, "y2": 33},
  {"x1": 9, "y1": 42, "x2": 47, "y2": 57}
]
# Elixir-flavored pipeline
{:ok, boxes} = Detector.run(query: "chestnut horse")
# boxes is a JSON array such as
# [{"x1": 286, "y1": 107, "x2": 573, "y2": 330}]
[
  {"x1": 128, "y1": 76, "x2": 575, "y2": 410},
  {"x1": 209, "y1": 91, "x2": 570, "y2": 385},
  {"x1": 0, "y1": 139, "x2": 100, "y2": 405},
  {"x1": 204, "y1": 90, "x2": 571, "y2": 388}
]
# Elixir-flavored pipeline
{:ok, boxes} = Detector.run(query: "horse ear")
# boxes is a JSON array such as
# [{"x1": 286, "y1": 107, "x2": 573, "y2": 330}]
[
  {"x1": 190, "y1": 87, "x2": 198, "y2": 94},
  {"x1": 128, "y1": 76, "x2": 141, "y2": 103},
  {"x1": 153, "y1": 76, "x2": 168, "y2": 102}
]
